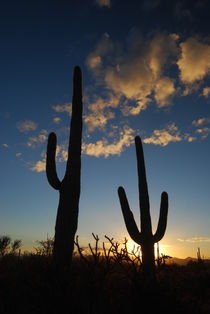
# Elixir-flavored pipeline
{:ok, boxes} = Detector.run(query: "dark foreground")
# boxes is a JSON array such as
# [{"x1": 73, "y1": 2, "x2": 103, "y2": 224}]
[{"x1": 0, "y1": 252, "x2": 210, "y2": 314}]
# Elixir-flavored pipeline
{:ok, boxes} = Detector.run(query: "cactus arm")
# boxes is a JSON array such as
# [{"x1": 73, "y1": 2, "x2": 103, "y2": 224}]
[
  {"x1": 118, "y1": 187, "x2": 142, "y2": 245},
  {"x1": 46, "y1": 132, "x2": 61, "y2": 190},
  {"x1": 153, "y1": 191, "x2": 168, "y2": 243},
  {"x1": 65, "y1": 66, "x2": 82, "y2": 183},
  {"x1": 135, "y1": 136, "x2": 152, "y2": 235}
]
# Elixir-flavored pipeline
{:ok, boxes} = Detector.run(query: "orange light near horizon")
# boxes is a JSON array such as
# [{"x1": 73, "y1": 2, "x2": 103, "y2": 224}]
[
  {"x1": 126, "y1": 239, "x2": 142, "y2": 257},
  {"x1": 126, "y1": 240, "x2": 169, "y2": 259}
]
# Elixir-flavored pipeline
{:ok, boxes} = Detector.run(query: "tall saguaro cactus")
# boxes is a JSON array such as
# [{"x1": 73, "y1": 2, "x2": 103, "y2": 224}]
[
  {"x1": 46, "y1": 66, "x2": 83, "y2": 267},
  {"x1": 118, "y1": 136, "x2": 168, "y2": 276}
]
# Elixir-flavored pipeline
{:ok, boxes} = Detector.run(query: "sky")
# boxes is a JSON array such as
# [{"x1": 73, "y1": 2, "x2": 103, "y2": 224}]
[{"x1": 0, "y1": 0, "x2": 210, "y2": 258}]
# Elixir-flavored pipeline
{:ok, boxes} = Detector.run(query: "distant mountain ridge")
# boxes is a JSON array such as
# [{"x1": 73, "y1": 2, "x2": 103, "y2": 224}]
[{"x1": 168, "y1": 257, "x2": 210, "y2": 265}]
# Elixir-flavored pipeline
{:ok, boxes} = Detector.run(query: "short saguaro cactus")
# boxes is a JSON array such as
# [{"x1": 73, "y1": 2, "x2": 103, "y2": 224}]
[{"x1": 118, "y1": 136, "x2": 168, "y2": 276}]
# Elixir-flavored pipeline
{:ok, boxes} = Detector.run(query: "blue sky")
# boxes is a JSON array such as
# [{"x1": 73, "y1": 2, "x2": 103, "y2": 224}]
[{"x1": 0, "y1": 0, "x2": 210, "y2": 258}]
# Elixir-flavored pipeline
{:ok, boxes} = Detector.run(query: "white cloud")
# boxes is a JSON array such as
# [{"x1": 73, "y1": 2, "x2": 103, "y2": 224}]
[
  {"x1": 177, "y1": 37, "x2": 210, "y2": 84},
  {"x1": 27, "y1": 129, "x2": 48, "y2": 148},
  {"x1": 178, "y1": 237, "x2": 210, "y2": 243},
  {"x1": 82, "y1": 126, "x2": 134, "y2": 158},
  {"x1": 31, "y1": 160, "x2": 46, "y2": 172},
  {"x1": 52, "y1": 103, "x2": 72, "y2": 115},
  {"x1": 143, "y1": 123, "x2": 182, "y2": 146},
  {"x1": 16, "y1": 152, "x2": 22, "y2": 158},
  {"x1": 96, "y1": 0, "x2": 111, "y2": 8},
  {"x1": 16, "y1": 120, "x2": 37, "y2": 133},
  {"x1": 203, "y1": 87, "x2": 210, "y2": 98}
]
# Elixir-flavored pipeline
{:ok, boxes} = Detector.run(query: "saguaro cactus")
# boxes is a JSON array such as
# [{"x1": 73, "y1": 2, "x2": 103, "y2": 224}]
[
  {"x1": 46, "y1": 66, "x2": 83, "y2": 267},
  {"x1": 118, "y1": 136, "x2": 168, "y2": 276}
]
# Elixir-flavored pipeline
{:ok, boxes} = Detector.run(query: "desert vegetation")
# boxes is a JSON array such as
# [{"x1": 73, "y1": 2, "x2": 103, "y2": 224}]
[{"x1": 0, "y1": 234, "x2": 210, "y2": 314}]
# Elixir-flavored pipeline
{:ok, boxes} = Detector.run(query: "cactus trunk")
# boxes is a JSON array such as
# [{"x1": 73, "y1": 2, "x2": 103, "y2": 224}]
[
  {"x1": 46, "y1": 66, "x2": 82, "y2": 268},
  {"x1": 118, "y1": 136, "x2": 168, "y2": 278},
  {"x1": 141, "y1": 241, "x2": 155, "y2": 275}
]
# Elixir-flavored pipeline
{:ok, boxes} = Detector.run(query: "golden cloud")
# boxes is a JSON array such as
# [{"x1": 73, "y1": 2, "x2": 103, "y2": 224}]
[
  {"x1": 53, "y1": 117, "x2": 61, "y2": 124},
  {"x1": 86, "y1": 33, "x2": 112, "y2": 75},
  {"x1": 82, "y1": 126, "x2": 134, "y2": 158},
  {"x1": 52, "y1": 103, "x2": 72, "y2": 115},
  {"x1": 203, "y1": 86, "x2": 210, "y2": 98},
  {"x1": 154, "y1": 77, "x2": 175, "y2": 107},
  {"x1": 121, "y1": 98, "x2": 150, "y2": 116},
  {"x1": 177, "y1": 37, "x2": 210, "y2": 84},
  {"x1": 143, "y1": 123, "x2": 182, "y2": 146},
  {"x1": 86, "y1": 55, "x2": 102, "y2": 69},
  {"x1": 16, "y1": 120, "x2": 37, "y2": 133},
  {"x1": 27, "y1": 129, "x2": 48, "y2": 148},
  {"x1": 192, "y1": 117, "x2": 210, "y2": 127},
  {"x1": 84, "y1": 93, "x2": 120, "y2": 132},
  {"x1": 184, "y1": 134, "x2": 196, "y2": 143},
  {"x1": 31, "y1": 160, "x2": 46, "y2": 172},
  {"x1": 87, "y1": 32, "x2": 178, "y2": 114},
  {"x1": 195, "y1": 127, "x2": 209, "y2": 139}
]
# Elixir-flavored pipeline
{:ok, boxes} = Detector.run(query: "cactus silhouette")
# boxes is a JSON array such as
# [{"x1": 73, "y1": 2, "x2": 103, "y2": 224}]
[
  {"x1": 46, "y1": 66, "x2": 83, "y2": 267},
  {"x1": 118, "y1": 136, "x2": 168, "y2": 276}
]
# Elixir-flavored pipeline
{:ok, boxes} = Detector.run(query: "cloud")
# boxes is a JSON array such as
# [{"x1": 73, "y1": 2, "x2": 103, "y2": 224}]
[
  {"x1": 84, "y1": 93, "x2": 120, "y2": 132},
  {"x1": 143, "y1": 123, "x2": 182, "y2": 146},
  {"x1": 52, "y1": 103, "x2": 72, "y2": 115},
  {"x1": 121, "y1": 98, "x2": 150, "y2": 116},
  {"x1": 96, "y1": 0, "x2": 111, "y2": 8},
  {"x1": 86, "y1": 33, "x2": 113, "y2": 74},
  {"x1": 195, "y1": 127, "x2": 210, "y2": 139},
  {"x1": 16, "y1": 152, "x2": 22, "y2": 158},
  {"x1": 203, "y1": 86, "x2": 210, "y2": 97},
  {"x1": 87, "y1": 55, "x2": 102, "y2": 69},
  {"x1": 16, "y1": 120, "x2": 37, "y2": 133},
  {"x1": 87, "y1": 32, "x2": 178, "y2": 113},
  {"x1": 191, "y1": 117, "x2": 210, "y2": 140},
  {"x1": 53, "y1": 117, "x2": 61, "y2": 124},
  {"x1": 27, "y1": 129, "x2": 48, "y2": 148},
  {"x1": 178, "y1": 237, "x2": 210, "y2": 243},
  {"x1": 192, "y1": 117, "x2": 210, "y2": 127},
  {"x1": 31, "y1": 160, "x2": 46, "y2": 172},
  {"x1": 184, "y1": 134, "x2": 196, "y2": 143},
  {"x1": 82, "y1": 126, "x2": 134, "y2": 158},
  {"x1": 154, "y1": 77, "x2": 175, "y2": 107},
  {"x1": 177, "y1": 37, "x2": 210, "y2": 84}
]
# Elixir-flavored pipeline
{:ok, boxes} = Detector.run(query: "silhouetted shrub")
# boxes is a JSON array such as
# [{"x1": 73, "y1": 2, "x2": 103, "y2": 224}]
[{"x1": 0, "y1": 234, "x2": 210, "y2": 314}]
